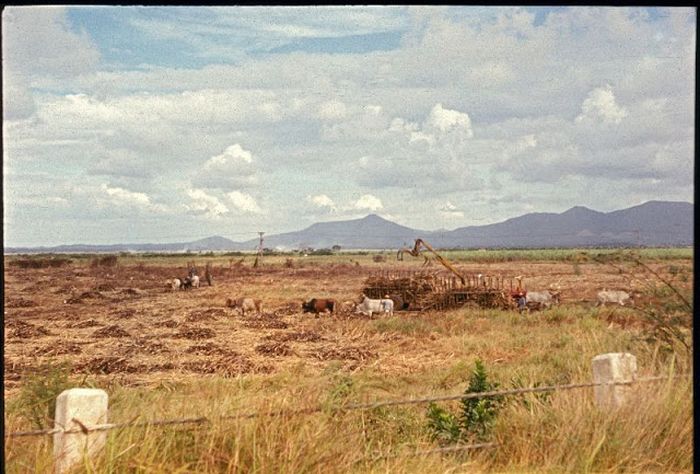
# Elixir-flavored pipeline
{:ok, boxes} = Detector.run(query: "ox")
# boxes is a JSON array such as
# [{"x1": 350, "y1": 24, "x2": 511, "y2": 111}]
[
  {"x1": 302, "y1": 298, "x2": 335, "y2": 316},
  {"x1": 596, "y1": 290, "x2": 631, "y2": 306},
  {"x1": 526, "y1": 290, "x2": 561, "y2": 310},
  {"x1": 226, "y1": 297, "x2": 263, "y2": 316},
  {"x1": 355, "y1": 295, "x2": 394, "y2": 317},
  {"x1": 168, "y1": 278, "x2": 182, "y2": 291}
]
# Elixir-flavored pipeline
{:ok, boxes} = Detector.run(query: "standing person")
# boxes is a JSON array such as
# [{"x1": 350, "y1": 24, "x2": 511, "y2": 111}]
[{"x1": 516, "y1": 291, "x2": 527, "y2": 313}]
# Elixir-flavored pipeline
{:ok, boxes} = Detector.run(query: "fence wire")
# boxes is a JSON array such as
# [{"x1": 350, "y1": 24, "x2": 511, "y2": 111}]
[{"x1": 5, "y1": 373, "x2": 689, "y2": 439}]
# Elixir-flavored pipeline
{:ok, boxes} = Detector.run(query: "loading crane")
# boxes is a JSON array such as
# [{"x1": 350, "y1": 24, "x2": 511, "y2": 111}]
[{"x1": 397, "y1": 238, "x2": 466, "y2": 285}]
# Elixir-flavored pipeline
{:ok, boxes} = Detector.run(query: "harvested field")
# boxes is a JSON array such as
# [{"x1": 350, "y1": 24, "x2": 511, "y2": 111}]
[{"x1": 3, "y1": 254, "x2": 692, "y2": 398}]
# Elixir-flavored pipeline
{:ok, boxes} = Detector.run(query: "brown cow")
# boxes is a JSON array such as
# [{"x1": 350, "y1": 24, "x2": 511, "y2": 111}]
[
  {"x1": 302, "y1": 298, "x2": 335, "y2": 316},
  {"x1": 226, "y1": 297, "x2": 263, "y2": 316}
]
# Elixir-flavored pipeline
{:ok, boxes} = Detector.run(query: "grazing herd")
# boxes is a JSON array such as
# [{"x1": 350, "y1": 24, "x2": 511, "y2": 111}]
[
  {"x1": 166, "y1": 263, "x2": 637, "y2": 317},
  {"x1": 168, "y1": 266, "x2": 201, "y2": 291}
]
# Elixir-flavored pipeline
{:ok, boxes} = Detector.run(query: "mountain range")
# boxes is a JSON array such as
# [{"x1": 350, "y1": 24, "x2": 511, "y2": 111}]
[{"x1": 5, "y1": 200, "x2": 693, "y2": 253}]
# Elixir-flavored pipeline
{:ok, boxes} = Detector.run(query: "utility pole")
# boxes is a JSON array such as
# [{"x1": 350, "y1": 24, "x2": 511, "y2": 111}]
[{"x1": 253, "y1": 231, "x2": 264, "y2": 268}]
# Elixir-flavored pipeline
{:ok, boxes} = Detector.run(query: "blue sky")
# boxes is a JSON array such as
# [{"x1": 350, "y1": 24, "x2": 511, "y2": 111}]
[{"x1": 2, "y1": 6, "x2": 695, "y2": 246}]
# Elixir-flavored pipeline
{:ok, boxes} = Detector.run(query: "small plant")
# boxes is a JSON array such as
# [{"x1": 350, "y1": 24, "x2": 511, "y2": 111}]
[
  {"x1": 459, "y1": 359, "x2": 503, "y2": 440},
  {"x1": 426, "y1": 359, "x2": 503, "y2": 444},
  {"x1": 426, "y1": 402, "x2": 461, "y2": 444}
]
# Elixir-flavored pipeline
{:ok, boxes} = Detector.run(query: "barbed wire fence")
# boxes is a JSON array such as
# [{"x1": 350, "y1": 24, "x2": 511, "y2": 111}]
[{"x1": 5, "y1": 370, "x2": 692, "y2": 468}]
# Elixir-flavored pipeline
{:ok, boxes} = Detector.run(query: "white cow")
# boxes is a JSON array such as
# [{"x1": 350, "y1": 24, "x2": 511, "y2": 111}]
[
  {"x1": 191, "y1": 275, "x2": 200, "y2": 288},
  {"x1": 226, "y1": 297, "x2": 263, "y2": 316},
  {"x1": 355, "y1": 295, "x2": 394, "y2": 317},
  {"x1": 526, "y1": 290, "x2": 561, "y2": 310},
  {"x1": 596, "y1": 290, "x2": 631, "y2": 306}
]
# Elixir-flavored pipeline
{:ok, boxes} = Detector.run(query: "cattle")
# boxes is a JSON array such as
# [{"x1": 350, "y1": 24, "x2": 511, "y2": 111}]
[
  {"x1": 226, "y1": 297, "x2": 263, "y2": 316},
  {"x1": 526, "y1": 290, "x2": 561, "y2": 310},
  {"x1": 355, "y1": 295, "x2": 394, "y2": 317},
  {"x1": 596, "y1": 290, "x2": 631, "y2": 306},
  {"x1": 302, "y1": 298, "x2": 335, "y2": 316},
  {"x1": 168, "y1": 278, "x2": 182, "y2": 291},
  {"x1": 181, "y1": 265, "x2": 200, "y2": 290}
]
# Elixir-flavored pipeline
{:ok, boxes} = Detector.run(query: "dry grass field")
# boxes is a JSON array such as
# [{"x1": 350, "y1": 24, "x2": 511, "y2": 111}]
[{"x1": 3, "y1": 250, "x2": 693, "y2": 472}]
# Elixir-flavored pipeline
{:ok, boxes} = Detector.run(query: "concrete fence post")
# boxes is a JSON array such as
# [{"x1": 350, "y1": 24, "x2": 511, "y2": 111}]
[
  {"x1": 591, "y1": 353, "x2": 637, "y2": 409},
  {"x1": 53, "y1": 388, "x2": 109, "y2": 473}
]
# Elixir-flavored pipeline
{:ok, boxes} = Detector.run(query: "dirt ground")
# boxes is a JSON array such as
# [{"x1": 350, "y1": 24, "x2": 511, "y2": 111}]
[{"x1": 3, "y1": 257, "x2": 691, "y2": 397}]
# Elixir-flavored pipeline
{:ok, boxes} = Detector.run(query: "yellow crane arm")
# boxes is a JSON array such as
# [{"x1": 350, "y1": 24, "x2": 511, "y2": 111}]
[
  {"x1": 398, "y1": 239, "x2": 465, "y2": 285},
  {"x1": 415, "y1": 239, "x2": 466, "y2": 285}
]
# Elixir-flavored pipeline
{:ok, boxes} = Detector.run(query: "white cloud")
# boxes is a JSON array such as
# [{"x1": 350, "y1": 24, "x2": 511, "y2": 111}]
[
  {"x1": 88, "y1": 149, "x2": 155, "y2": 179},
  {"x1": 195, "y1": 144, "x2": 258, "y2": 190},
  {"x1": 98, "y1": 183, "x2": 169, "y2": 214},
  {"x1": 364, "y1": 104, "x2": 383, "y2": 115},
  {"x1": 205, "y1": 144, "x2": 253, "y2": 168},
  {"x1": 186, "y1": 188, "x2": 229, "y2": 219},
  {"x1": 464, "y1": 61, "x2": 515, "y2": 86},
  {"x1": 317, "y1": 100, "x2": 348, "y2": 120},
  {"x1": 438, "y1": 201, "x2": 464, "y2": 218},
  {"x1": 424, "y1": 103, "x2": 473, "y2": 137},
  {"x1": 408, "y1": 130, "x2": 436, "y2": 145},
  {"x1": 307, "y1": 194, "x2": 337, "y2": 211},
  {"x1": 102, "y1": 183, "x2": 150, "y2": 206},
  {"x1": 227, "y1": 190, "x2": 263, "y2": 214},
  {"x1": 575, "y1": 85, "x2": 628, "y2": 124},
  {"x1": 47, "y1": 196, "x2": 69, "y2": 206},
  {"x1": 353, "y1": 194, "x2": 383, "y2": 211},
  {"x1": 2, "y1": 7, "x2": 101, "y2": 78},
  {"x1": 2, "y1": 71, "x2": 36, "y2": 120},
  {"x1": 1, "y1": 6, "x2": 695, "y2": 246},
  {"x1": 388, "y1": 117, "x2": 419, "y2": 133}
]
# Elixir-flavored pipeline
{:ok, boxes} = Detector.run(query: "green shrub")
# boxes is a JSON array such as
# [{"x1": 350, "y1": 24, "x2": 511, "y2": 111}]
[
  {"x1": 426, "y1": 359, "x2": 503, "y2": 444},
  {"x1": 459, "y1": 359, "x2": 503, "y2": 440},
  {"x1": 426, "y1": 402, "x2": 461, "y2": 444}
]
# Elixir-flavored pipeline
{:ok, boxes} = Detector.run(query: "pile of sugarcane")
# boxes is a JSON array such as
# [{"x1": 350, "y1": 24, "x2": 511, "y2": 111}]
[{"x1": 363, "y1": 270, "x2": 515, "y2": 311}]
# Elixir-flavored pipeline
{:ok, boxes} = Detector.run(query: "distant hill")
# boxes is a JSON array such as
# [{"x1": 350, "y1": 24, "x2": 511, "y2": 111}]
[
  {"x1": 4, "y1": 201, "x2": 693, "y2": 253},
  {"x1": 237, "y1": 214, "x2": 421, "y2": 250},
  {"x1": 428, "y1": 201, "x2": 693, "y2": 248}
]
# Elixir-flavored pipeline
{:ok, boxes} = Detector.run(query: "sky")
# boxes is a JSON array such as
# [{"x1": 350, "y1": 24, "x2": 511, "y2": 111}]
[{"x1": 2, "y1": 6, "x2": 696, "y2": 247}]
